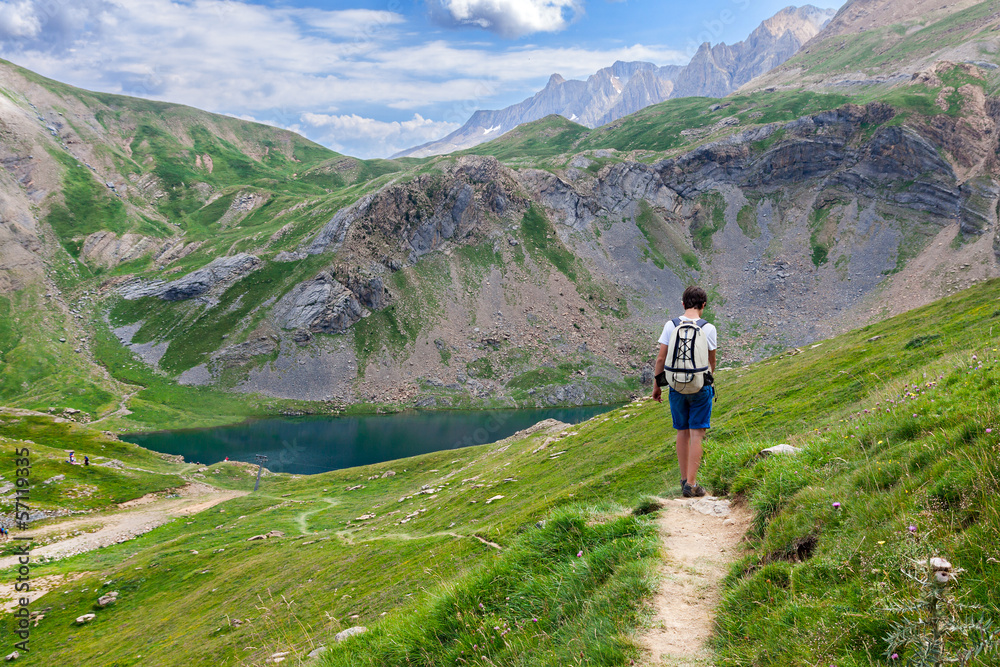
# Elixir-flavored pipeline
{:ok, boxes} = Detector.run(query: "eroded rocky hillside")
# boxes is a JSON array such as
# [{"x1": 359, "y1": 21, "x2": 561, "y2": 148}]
[{"x1": 1, "y1": 0, "x2": 999, "y2": 426}]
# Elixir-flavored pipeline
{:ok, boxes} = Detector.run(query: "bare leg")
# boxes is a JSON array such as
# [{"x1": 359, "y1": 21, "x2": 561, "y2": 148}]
[
  {"x1": 686, "y1": 428, "x2": 706, "y2": 484},
  {"x1": 676, "y1": 429, "x2": 690, "y2": 482}
]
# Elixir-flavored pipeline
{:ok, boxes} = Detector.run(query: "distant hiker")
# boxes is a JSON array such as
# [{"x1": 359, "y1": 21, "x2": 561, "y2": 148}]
[
  {"x1": 651, "y1": 286, "x2": 717, "y2": 498},
  {"x1": 68, "y1": 450, "x2": 76, "y2": 464},
  {"x1": 84, "y1": 455, "x2": 90, "y2": 466}
]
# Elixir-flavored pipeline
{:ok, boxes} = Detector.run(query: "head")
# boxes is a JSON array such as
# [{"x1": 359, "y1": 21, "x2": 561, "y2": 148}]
[{"x1": 682, "y1": 286, "x2": 707, "y2": 310}]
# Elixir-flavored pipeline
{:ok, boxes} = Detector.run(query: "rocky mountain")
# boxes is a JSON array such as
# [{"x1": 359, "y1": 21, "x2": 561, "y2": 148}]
[
  {"x1": 394, "y1": 5, "x2": 835, "y2": 158},
  {"x1": 1, "y1": 0, "x2": 999, "y2": 427},
  {"x1": 739, "y1": 0, "x2": 996, "y2": 92}
]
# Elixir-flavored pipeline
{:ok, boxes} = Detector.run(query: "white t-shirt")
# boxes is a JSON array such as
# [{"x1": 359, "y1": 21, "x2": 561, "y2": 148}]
[{"x1": 658, "y1": 316, "x2": 717, "y2": 350}]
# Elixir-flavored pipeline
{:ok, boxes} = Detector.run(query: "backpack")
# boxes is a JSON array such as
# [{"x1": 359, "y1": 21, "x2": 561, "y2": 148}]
[{"x1": 664, "y1": 317, "x2": 710, "y2": 394}]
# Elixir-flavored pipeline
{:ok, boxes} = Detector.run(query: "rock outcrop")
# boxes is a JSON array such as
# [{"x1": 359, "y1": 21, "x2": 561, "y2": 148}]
[
  {"x1": 120, "y1": 254, "x2": 262, "y2": 301},
  {"x1": 303, "y1": 156, "x2": 525, "y2": 266},
  {"x1": 272, "y1": 273, "x2": 365, "y2": 334}
]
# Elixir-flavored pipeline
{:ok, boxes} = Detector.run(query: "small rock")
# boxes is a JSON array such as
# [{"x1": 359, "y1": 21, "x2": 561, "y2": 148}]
[
  {"x1": 334, "y1": 626, "x2": 368, "y2": 642},
  {"x1": 485, "y1": 495, "x2": 504, "y2": 504},
  {"x1": 307, "y1": 646, "x2": 327, "y2": 659},
  {"x1": 75, "y1": 613, "x2": 96, "y2": 625},
  {"x1": 381, "y1": 470, "x2": 396, "y2": 478},
  {"x1": 266, "y1": 530, "x2": 285, "y2": 538},
  {"x1": 97, "y1": 591, "x2": 118, "y2": 607},
  {"x1": 760, "y1": 444, "x2": 801, "y2": 457},
  {"x1": 5, "y1": 651, "x2": 18, "y2": 661},
  {"x1": 247, "y1": 534, "x2": 268, "y2": 541}
]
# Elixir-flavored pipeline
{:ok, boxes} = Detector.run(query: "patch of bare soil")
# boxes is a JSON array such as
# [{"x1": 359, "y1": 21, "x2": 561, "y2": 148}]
[
  {"x1": 638, "y1": 496, "x2": 750, "y2": 667},
  {"x1": 875, "y1": 225, "x2": 999, "y2": 321},
  {"x1": 0, "y1": 572, "x2": 95, "y2": 612},
  {"x1": 0, "y1": 481, "x2": 246, "y2": 570}
]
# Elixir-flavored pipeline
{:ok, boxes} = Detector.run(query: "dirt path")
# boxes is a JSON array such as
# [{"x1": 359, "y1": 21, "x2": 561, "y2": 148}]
[
  {"x1": 0, "y1": 481, "x2": 247, "y2": 570},
  {"x1": 639, "y1": 496, "x2": 750, "y2": 667}
]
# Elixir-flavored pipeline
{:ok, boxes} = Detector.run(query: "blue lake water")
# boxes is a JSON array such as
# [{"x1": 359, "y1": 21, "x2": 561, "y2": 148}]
[{"x1": 123, "y1": 406, "x2": 618, "y2": 475}]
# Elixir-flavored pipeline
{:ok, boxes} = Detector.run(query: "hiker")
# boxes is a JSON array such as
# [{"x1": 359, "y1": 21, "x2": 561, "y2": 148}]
[
  {"x1": 651, "y1": 286, "x2": 717, "y2": 498},
  {"x1": 68, "y1": 450, "x2": 76, "y2": 464},
  {"x1": 84, "y1": 455, "x2": 89, "y2": 466}
]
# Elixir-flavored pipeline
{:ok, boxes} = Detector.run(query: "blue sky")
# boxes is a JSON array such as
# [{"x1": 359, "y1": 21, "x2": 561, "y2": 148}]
[{"x1": 0, "y1": 0, "x2": 844, "y2": 158}]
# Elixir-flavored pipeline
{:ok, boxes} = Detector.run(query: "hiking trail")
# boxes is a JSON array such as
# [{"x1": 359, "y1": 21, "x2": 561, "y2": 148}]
[{"x1": 639, "y1": 495, "x2": 750, "y2": 666}]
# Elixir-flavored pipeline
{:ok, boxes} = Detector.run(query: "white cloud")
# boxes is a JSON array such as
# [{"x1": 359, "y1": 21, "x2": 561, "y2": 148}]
[
  {"x1": 0, "y1": 0, "x2": 687, "y2": 157},
  {"x1": 0, "y1": 1, "x2": 41, "y2": 39},
  {"x1": 300, "y1": 112, "x2": 461, "y2": 157},
  {"x1": 432, "y1": 0, "x2": 583, "y2": 38}
]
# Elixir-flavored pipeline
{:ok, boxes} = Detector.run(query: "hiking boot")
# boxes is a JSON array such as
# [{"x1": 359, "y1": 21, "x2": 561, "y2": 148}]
[
  {"x1": 681, "y1": 478, "x2": 687, "y2": 493},
  {"x1": 683, "y1": 482, "x2": 706, "y2": 498}
]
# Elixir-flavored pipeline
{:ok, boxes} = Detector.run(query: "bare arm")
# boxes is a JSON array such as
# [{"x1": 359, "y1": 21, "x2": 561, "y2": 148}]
[
  {"x1": 654, "y1": 343, "x2": 668, "y2": 375},
  {"x1": 651, "y1": 344, "x2": 668, "y2": 402},
  {"x1": 709, "y1": 349, "x2": 716, "y2": 373}
]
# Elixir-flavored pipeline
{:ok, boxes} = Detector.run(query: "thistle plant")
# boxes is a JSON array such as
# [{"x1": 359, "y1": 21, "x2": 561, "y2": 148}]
[{"x1": 884, "y1": 556, "x2": 1000, "y2": 666}]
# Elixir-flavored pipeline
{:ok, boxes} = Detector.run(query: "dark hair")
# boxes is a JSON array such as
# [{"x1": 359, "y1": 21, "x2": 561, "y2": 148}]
[{"x1": 682, "y1": 286, "x2": 707, "y2": 309}]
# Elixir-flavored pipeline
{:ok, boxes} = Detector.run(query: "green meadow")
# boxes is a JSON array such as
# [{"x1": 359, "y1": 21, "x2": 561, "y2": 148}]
[{"x1": 0, "y1": 279, "x2": 996, "y2": 665}]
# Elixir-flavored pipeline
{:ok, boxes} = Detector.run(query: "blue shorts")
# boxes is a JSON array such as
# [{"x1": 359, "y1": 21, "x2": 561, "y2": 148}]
[{"x1": 668, "y1": 386, "x2": 714, "y2": 430}]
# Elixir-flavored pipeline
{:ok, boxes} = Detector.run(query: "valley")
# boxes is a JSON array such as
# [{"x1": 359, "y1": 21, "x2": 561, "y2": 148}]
[{"x1": 1, "y1": 0, "x2": 1000, "y2": 664}]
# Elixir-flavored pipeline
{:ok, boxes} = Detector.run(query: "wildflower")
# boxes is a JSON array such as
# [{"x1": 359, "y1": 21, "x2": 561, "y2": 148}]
[
  {"x1": 833, "y1": 502, "x2": 841, "y2": 509},
  {"x1": 576, "y1": 550, "x2": 583, "y2": 557},
  {"x1": 913, "y1": 414, "x2": 918, "y2": 418},
  {"x1": 891, "y1": 654, "x2": 899, "y2": 660},
  {"x1": 878, "y1": 540, "x2": 886, "y2": 545},
  {"x1": 909, "y1": 525, "x2": 916, "y2": 532},
  {"x1": 532, "y1": 618, "x2": 538, "y2": 623},
  {"x1": 987, "y1": 428, "x2": 993, "y2": 434}
]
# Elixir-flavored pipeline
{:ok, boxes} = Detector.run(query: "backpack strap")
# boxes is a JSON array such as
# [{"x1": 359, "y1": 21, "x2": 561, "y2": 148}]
[
  {"x1": 671, "y1": 317, "x2": 681, "y2": 326},
  {"x1": 696, "y1": 319, "x2": 707, "y2": 328}
]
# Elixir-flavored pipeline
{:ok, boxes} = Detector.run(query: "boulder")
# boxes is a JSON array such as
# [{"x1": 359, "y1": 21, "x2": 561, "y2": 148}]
[
  {"x1": 334, "y1": 626, "x2": 368, "y2": 642},
  {"x1": 97, "y1": 591, "x2": 118, "y2": 607},
  {"x1": 272, "y1": 273, "x2": 364, "y2": 333},
  {"x1": 75, "y1": 613, "x2": 96, "y2": 625},
  {"x1": 760, "y1": 444, "x2": 801, "y2": 456}
]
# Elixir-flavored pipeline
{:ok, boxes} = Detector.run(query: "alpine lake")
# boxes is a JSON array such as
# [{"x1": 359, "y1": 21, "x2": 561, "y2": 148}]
[{"x1": 123, "y1": 405, "x2": 618, "y2": 475}]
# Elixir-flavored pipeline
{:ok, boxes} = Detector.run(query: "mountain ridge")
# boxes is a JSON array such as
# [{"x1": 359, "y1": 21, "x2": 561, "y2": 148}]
[{"x1": 394, "y1": 4, "x2": 835, "y2": 158}]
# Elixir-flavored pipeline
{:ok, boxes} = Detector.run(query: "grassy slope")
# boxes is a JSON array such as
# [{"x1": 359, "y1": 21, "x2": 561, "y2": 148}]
[{"x1": 0, "y1": 279, "x2": 997, "y2": 665}]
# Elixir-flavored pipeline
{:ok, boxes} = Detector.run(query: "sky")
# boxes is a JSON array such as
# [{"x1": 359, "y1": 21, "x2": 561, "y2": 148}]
[{"x1": 0, "y1": 0, "x2": 845, "y2": 159}]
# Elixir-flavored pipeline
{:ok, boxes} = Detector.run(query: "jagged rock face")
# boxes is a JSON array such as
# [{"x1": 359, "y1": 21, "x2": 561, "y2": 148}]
[
  {"x1": 959, "y1": 176, "x2": 1000, "y2": 235},
  {"x1": 120, "y1": 253, "x2": 261, "y2": 301},
  {"x1": 644, "y1": 103, "x2": 964, "y2": 225},
  {"x1": 304, "y1": 156, "x2": 525, "y2": 265},
  {"x1": 336, "y1": 268, "x2": 388, "y2": 311},
  {"x1": 272, "y1": 273, "x2": 364, "y2": 334}
]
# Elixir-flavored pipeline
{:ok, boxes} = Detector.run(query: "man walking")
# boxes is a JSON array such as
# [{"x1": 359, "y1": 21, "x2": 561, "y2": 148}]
[{"x1": 651, "y1": 286, "x2": 717, "y2": 497}]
